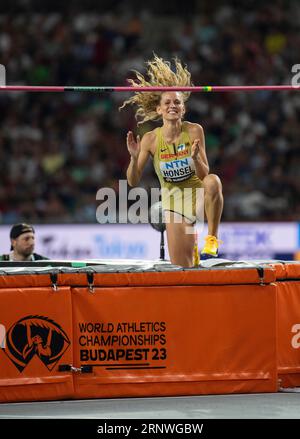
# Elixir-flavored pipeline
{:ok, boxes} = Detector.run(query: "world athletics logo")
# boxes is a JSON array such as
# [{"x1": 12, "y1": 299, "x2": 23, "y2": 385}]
[{"x1": 3, "y1": 315, "x2": 70, "y2": 372}]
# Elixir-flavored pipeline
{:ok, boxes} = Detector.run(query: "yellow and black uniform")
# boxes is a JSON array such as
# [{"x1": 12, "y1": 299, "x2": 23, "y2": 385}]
[{"x1": 153, "y1": 122, "x2": 203, "y2": 223}]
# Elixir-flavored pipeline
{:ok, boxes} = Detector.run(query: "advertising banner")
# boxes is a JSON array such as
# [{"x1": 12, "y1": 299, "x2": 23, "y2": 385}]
[
  {"x1": 71, "y1": 281, "x2": 277, "y2": 398},
  {"x1": 277, "y1": 281, "x2": 300, "y2": 388},
  {"x1": 0, "y1": 286, "x2": 74, "y2": 402},
  {"x1": 0, "y1": 222, "x2": 299, "y2": 261}
]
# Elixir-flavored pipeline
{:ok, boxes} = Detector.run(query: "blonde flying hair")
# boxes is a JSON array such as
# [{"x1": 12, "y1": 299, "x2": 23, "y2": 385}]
[{"x1": 120, "y1": 55, "x2": 193, "y2": 124}]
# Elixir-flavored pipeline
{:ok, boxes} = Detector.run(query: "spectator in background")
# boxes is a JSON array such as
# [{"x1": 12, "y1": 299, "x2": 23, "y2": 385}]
[
  {"x1": 0, "y1": 223, "x2": 48, "y2": 261},
  {"x1": 0, "y1": 1, "x2": 298, "y2": 223}
]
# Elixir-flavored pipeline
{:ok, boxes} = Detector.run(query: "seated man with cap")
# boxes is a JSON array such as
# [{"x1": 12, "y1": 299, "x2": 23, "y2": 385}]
[{"x1": 0, "y1": 223, "x2": 48, "y2": 261}]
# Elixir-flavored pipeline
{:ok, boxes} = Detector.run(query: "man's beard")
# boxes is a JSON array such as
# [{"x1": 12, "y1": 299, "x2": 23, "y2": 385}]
[{"x1": 21, "y1": 248, "x2": 34, "y2": 258}]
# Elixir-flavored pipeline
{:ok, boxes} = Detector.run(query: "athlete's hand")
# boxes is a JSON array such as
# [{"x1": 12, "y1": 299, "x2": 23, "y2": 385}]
[
  {"x1": 191, "y1": 139, "x2": 201, "y2": 161},
  {"x1": 127, "y1": 131, "x2": 141, "y2": 160}
]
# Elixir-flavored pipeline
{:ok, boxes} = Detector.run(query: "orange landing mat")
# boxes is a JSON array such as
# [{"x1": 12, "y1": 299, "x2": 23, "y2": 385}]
[{"x1": 0, "y1": 260, "x2": 299, "y2": 402}]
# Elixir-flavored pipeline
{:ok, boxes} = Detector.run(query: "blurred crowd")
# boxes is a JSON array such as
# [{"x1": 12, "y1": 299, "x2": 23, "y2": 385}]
[{"x1": 0, "y1": 0, "x2": 299, "y2": 223}]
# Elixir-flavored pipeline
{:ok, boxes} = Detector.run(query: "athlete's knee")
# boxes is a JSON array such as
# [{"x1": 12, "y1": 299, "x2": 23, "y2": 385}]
[
  {"x1": 171, "y1": 256, "x2": 193, "y2": 268},
  {"x1": 203, "y1": 173, "x2": 222, "y2": 194}
]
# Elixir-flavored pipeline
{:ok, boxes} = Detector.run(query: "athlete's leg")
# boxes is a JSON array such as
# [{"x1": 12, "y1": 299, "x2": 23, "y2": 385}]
[
  {"x1": 202, "y1": 174, "x2": 223, "y2": 237},
  {"x1": 165, "y1": 211, "x2": 195, "y2": 267}
]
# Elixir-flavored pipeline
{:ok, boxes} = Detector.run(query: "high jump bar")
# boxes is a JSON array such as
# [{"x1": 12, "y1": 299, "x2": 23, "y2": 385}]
[{"x1": 0, "y1": 85, "x2": 299, "y2": 92}]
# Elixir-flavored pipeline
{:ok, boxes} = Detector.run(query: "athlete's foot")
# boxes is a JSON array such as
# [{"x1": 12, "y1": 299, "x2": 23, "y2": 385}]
[{"x1": 200, "y1": 235, "x2": 221, "y2": 260}]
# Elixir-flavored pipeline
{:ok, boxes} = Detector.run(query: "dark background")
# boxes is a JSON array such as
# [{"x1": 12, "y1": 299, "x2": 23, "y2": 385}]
[{"x1": 0, "y1": 0, "x2": 299, "y2": 223}]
